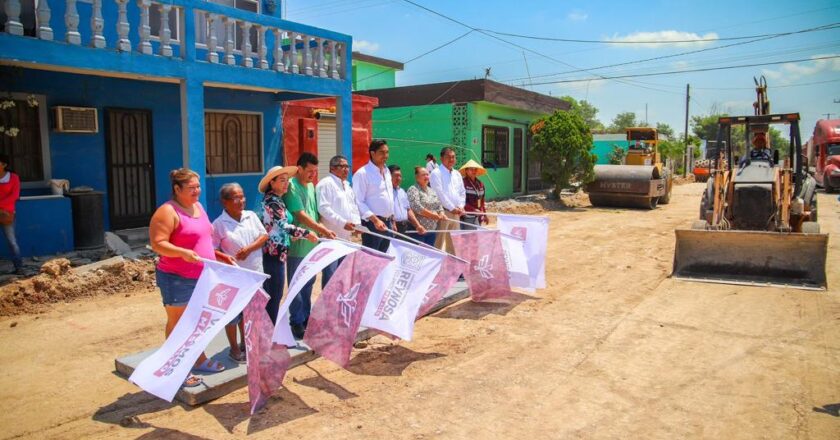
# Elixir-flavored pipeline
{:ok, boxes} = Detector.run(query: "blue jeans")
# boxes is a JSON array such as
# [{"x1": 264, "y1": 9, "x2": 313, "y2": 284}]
[
  {"x1": 155, "y1": 268, "x2": 198, "y2": 306},
  {"x1": 262, "y1": 253, "x2": 286, "y2": 324},
  {"x1": 321, "y1": 256, "x2": 344, "y2": 288},
  {"x1": 286, "y1": 255, "x2": 315, "y2": 326},
  {"x1": 2, "y1": 223, "x2": 22, "y2": 270},
  {"x1": 361, "y1": 218, "x2": 392, "y2": 252},
  {"x1": 409, "y1": 232, "x2": 437, "y2": 247}
]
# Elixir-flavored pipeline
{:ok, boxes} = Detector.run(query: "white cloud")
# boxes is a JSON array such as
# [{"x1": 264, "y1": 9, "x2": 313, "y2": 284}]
[
  {"x1": 354, "y1": 40, "x2": 380, "y2": 54},
  {"x1": 606, "y1": 30, "x2": 719, "y2": 48},
  {"x1": 761, "y1": 53, "x2": 840, "y2": 85},
  {"x1": 567, "y1": 10, "x2": 588, "y2": 21}
]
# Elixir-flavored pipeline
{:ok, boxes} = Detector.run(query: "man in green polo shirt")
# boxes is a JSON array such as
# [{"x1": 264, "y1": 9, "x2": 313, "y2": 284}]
[{"x1": 283, "y1": 152, "x2": 336, "y2": 339}]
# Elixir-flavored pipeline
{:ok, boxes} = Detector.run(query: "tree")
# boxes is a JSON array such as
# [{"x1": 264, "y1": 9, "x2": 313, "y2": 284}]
[
  {"x1": 530, "y1": 110, "x2": 596, "y2": 195},
  {"x1": 607, "y1": 112, "x2": 638, "y2": 133},
  {"x1": 607, "y1": 145, "x2": 626, "y2": 165},
  {"x1": 656, "y1": 122, "x2": 675, "y2": 140},
  {"x1": 559, "y1": 96, "x2": 604, "y2": 132}
]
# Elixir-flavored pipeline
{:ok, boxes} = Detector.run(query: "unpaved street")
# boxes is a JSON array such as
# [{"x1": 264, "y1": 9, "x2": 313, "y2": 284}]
[{"x1": 0, "y1": 182, "x2": 838, "y2": 439}]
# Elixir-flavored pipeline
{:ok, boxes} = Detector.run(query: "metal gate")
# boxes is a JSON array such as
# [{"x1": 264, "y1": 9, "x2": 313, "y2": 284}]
[{"x1": 105, "y1": 109, "x2": 156, "y2": 230}]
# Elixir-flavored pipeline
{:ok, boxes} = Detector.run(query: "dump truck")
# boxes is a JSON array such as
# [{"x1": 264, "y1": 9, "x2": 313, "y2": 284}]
[
  {"x1": 672, "y1": 112, "x2": 827, "y2": 289},
  {"x1": 586, "y1": 127, "x2": 673, "y2": 209}
]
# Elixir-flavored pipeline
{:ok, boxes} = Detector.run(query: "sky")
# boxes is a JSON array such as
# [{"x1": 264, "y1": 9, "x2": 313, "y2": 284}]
[{"x1": 282, "y1": 0, "x2": 839, "y2": 140}]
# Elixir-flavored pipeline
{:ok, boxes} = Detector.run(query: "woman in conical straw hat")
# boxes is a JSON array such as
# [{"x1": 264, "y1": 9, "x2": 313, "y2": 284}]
[{"x1": 459, "y1": 159, "x2": 488, "y2": 229}]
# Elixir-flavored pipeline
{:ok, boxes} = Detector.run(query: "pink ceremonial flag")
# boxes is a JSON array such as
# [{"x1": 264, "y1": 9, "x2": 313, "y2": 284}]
[
  {"x1": 450, "y1": 230, "x2": 516, "y2": 302},
  {"x1": 243, "y1": 289, "x2": 290, "y2": 415},
  {"x1": 303, "y1": 250, "x2": 392, "y2": 368},
  {"x1": 416, "y1": 255, "x2": 466, "y2": 319}
]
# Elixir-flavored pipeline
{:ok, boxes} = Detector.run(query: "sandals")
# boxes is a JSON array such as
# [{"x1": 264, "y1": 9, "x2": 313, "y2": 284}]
[
  {"x1": 228, "y1": 349, "x2": 246, "y2": 364},
  {"x1": 183, "y1": 374, "x2": 203, "y2": 388},
  {"x1": 192, "y1": 358, "x2": 226, "y2": 374}
]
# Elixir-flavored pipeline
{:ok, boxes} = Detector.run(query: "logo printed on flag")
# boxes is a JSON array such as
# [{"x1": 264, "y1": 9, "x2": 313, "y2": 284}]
[
  {"x1": 374, "y1": 271, "x2": 415, "y2": 321},
  {"x1": 153, "y1": 310, "x2": 216, "y2": 377},
  {"x1": 475, "y1": 254, "x2": 494, "y2": 279},
  {"x1": 511, "y1": 226, "x2": 527, "y2": 240},
  {"x1": 337, "y1": 283, "x2": 361, "y2": 327},
  {"x1": 208, "y1": 283, "x2": 239, "y2": 311},
  {"x1": 308, "y1": 247, "x2": 334, "y2": 262}
]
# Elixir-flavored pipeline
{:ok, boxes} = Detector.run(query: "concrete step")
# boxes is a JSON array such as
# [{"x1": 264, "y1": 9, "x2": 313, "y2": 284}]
[{"x1": 115, "y1": 227, "x2": 149, "y2": 248}]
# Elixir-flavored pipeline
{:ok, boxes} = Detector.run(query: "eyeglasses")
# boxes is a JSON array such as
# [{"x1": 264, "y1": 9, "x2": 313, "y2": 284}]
[
  {"x1": 333, "y1": 164, "x2": 350, "y2": 169},
  {"x1": 182, "y1": 185, "x2": 201, "y2": 192}
]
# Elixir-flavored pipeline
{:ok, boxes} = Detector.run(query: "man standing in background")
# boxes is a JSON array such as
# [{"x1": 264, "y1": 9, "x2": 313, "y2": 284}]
[
  {"x1": 353, "y1": 140, "x2": 395, "y2": 252},
  {"x1": 430, "y1": 147, "x2": 465, "y2": 254},
  {"x1": 317, "y1": 154, "x2": 361, "y2": 286}
]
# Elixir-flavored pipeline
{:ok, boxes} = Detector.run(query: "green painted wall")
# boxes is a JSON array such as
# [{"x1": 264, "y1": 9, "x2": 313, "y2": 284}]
[
  {"x1": 352, "y1": 60, "x2": 397, "y2": 91},
  {"x1": 593, "y1": 140, "x2": 632, "y2": 164},
  {"x1": 372, "y1": 101, "x2": 551, "y2": 199},
  {"x1": 372, "y1": 103, "x2": 454, "y2": 188}
]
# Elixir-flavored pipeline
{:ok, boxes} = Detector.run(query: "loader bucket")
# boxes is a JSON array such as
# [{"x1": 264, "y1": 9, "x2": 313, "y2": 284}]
[
  {"x1": 672, "y1": 229, "x2": 828, "y2": 290},
  {"x1": 586, "y1": 165, "x2": 666, "y2": 209}
]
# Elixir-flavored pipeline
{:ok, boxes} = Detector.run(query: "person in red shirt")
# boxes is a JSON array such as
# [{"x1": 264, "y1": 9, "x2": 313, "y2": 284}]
[
  {"x1": 459, "y1": 159, "x2": 488, "y2": 229},
  {"x1": 0, "y1": 155, "x2": 22, "y2": 274}
]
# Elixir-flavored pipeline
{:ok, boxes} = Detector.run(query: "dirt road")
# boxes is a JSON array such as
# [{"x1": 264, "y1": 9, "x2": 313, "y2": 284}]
[{"x1": 1, "y1": 182, "x2": 838, "y2": 439}]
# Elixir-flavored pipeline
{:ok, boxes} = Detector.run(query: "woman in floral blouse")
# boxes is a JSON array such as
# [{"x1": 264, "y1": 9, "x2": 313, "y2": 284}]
[
  {"x1": 407, "y1": 166, "x2": 446, "y2": 246},
  {"x1": 257, "y1": 165, "x2": 318, "y2": 324}
]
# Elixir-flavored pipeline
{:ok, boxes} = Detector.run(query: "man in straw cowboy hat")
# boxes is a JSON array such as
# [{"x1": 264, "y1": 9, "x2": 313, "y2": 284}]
[
  {"x1": 459, "y1": 159, "x2": 488, "y2": 229},
  {"x1": 430, "y1": 146, "x2": 466, "y2": 254}
]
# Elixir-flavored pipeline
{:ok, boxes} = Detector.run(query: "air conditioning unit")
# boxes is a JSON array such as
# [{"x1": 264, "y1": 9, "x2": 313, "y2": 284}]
[{"x1": 54, "y1": 106, "x2": 98, "y2": 133}]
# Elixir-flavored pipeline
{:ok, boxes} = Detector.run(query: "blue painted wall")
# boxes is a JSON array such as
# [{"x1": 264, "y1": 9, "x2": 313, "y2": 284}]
[
  {"x1": 1, "y1": 67, "x2": 292, "y2": 235},
  {"x1": 0, "y1": 196, "x2": 73, "y2": 258}
]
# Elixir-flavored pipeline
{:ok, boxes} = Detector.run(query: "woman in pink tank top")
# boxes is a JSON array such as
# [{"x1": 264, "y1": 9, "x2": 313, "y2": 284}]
[{"x1": 148, "y1": 168, "x2": 235, "y2": 386}]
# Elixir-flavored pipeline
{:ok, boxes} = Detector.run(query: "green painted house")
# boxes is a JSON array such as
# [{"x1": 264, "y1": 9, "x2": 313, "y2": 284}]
[
  {"x1": 592, "y1": 134, "x2": 632, "y2": 164},
  {"x1": 351, "y1": 52, "x2": 404, "y2": 91},
  {"x1": 359, "y1": 79, "x2": 570, "y2": 199}
]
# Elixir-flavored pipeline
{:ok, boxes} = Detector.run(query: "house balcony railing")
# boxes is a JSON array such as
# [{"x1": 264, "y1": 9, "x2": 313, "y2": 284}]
[{"x1": 1, "y1": 0, "x2": 349, "y2": 81}]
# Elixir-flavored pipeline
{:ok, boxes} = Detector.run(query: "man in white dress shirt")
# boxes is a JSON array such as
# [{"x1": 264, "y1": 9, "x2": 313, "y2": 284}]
[
  {"x1": 352, "y1": 139, "x2": 395, "y2": 252},
  {"x1": 317, "y1": 154, "x2": 361, "y2": 285},
  {"x1": 389, "y1": 164, "x2": 426, "y2": 237},
  {"x1": 429, "y1": 146, "x2": 465, "y2": 254}
]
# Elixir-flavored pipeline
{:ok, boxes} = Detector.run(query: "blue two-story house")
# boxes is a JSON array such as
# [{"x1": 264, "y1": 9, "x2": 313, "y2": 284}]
[{"x1": 0, "y1": 0, "x2": 353, "y2": 257}]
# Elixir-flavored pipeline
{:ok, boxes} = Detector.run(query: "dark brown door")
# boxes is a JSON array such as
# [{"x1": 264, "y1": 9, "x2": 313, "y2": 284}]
[
  {"x1": 105, "y1": 109, "x2": 156, "y2": 230},
  {"x1": 513, "y1": 128, "x2": 523, "y2": 193}
]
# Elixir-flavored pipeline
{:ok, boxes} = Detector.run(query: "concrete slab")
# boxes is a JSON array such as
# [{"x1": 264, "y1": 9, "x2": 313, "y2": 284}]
[{"x1": 115, "y1": 281, "x2": 470, "y2": 406}]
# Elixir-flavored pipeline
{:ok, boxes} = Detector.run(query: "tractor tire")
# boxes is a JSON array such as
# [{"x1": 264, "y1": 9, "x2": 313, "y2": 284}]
[
  {"x1": 800, "y1": 175, "x2": 818, "y2": 222},
  {"x1": 699, "y1": 179, "x2": 714, "y2": 220},
  {"x1": 802, "y1": 222, "x2": 820, "y2": 234},
  {"x1": 647, "y1": 197, "x2": 659, "y2": 210},
  {"x1": 824, "y1": 174, "x2": 836, "y2": 193},
  {"x1": 659, "y1": 174, "x2": 672, "y2": 205}
]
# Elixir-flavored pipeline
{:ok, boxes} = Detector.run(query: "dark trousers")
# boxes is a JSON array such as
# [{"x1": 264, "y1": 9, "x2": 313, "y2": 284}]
[
  {"x1": 321, "y1": 256, "x2": 344, "y2": 288},
  {"x1": 361, "y1": 217, "x2": 392, "y2": 253},
  {"x1": 409, "y1": 231, "x2": 437, "y2": 247},
  {"x1": 460, "y1": 214, "x2": 480, "y2": 230},
  {"x1": 262, "y1": 253, "x2": 286, "y2": 325},
  {"x1": 287, "y1": 255, "x2": 315, "y2": 326}
]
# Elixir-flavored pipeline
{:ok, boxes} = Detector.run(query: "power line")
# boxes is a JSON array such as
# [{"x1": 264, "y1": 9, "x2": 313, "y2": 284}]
[
  {"x1": 522, "y1": 55, "x2": 840, "y2": 86},
  {"x1": 355, "y1": 30, "x2": 474, "y2": 84},
  {"x1": 500, "y1": 23, "x2": 839, "y2": 84},
  {"x1": 480, "y1": 22, "x2": 839, "y2": 44}
]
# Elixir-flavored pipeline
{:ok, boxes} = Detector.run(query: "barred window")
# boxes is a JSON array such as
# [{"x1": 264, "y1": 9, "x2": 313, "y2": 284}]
[
  {"x1": 0, "y1": 98, "x2": 44, "y2": 182},
  {"x1": 482, "y1": 125, "x2": 509, "y2": 168},
  {"x1": 205, "y1": 112, "x2": 262, "y2": 174}
]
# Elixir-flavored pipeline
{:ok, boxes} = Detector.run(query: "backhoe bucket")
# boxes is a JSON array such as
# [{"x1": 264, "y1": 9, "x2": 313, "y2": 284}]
[
  {"x1": 586, "y1": 165, "x2": 666, "y2": 209},
  {"x1": 672, "y1": 229, "x2": 828, "y2": 290}
]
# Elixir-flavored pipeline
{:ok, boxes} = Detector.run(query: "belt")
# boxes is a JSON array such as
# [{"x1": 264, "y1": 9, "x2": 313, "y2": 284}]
[{"x1": 395, "y1": 220, "x2": 409, "y2": 224}]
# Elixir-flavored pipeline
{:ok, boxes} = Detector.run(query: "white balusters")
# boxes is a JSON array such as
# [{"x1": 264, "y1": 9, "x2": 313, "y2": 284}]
[
  {"x1": 257, "y1": 25, "x2": 268, "y2": 69},
  {"x1": 334, "y1": 43, "x2": 343, "y2": 79},
  {"x1": 272, "y1": 29, "x2": 284, "y2": 72},
  {"x1": 317, "y1": 37, "x2": 326, "y2": 78},
  {"x1": 206, "y1": 13, "x2": 219, "y2": 63},
  {"x1": 137, "y1": 0, "x2": 152, "y2": 54},
  {"x1": 289, "y1": 31, "x2": 298, "y2": 74},
  {"x1": 329, "y1": 41, "x2": 339, "y2": 79},
  {"x1": 36, "y1": 0, "x2": 52, "y2": 40},
  {"x1": 65, "y1": 0, "x2": 81, "y2": 44},
  {"x1": 158, "y1": 4, "x2": 173, "y2": 56},
  {"x1": 90, "y1": 0, "x2": 105, "y2": 48},
  {"x1": 3, "y1": 0, "x2": 23, "y2": 36},
  {"x1": 302, "y1": 34, "x2": 312, "y2": 75},
  {"x1": 222, "y1": 16, "x2": 235, "y2": 65},
  {"x1": 241, "y1": 21, "x2": 253, "y2": 68},
  {"x1": 115, "y1": 0, "x2": 130, "y2": 51}
]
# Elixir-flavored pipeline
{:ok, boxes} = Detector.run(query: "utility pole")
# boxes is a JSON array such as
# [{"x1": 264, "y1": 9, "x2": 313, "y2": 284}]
[
  {"x1": 824, "y1": 113, "x2": 835, "y2": 119},
  {"x1": 683, "y1": 84, "x2": 690, "y2": 177},
  {"x1": 645, "y1": 103, "x2": 648, "y2": 126}
]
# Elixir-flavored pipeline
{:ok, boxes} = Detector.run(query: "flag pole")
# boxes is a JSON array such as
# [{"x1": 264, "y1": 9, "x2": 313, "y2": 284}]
[
  {"x1": 317, "y1": 237, "x2": 395, "y2": 261},
  {"x1": 384, "y1": 227, "x2": 470, "y2": 264},
  {"x1": 197, "y1": 257, "x2": 270, "y2": 279},
  {"x1": 444, "y1": 218, "x2": 526, "y2": 241},
  {"x1": 481, "y1": 211, "x2": 549, "y2": 218}
]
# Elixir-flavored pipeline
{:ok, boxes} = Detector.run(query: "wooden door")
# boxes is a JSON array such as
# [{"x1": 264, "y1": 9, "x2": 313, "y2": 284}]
[
  {"x1": 105, "y1": 109, "x2": 156, "y2": 230},
  {"x1": 513, "y1": 127, "x2": 523, "y2": 193}
]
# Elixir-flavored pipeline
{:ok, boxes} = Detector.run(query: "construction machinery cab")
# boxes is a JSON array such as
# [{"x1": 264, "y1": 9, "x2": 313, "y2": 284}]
[{"x1": 625, "y1": 127, "x2": 658, "y2": 162}]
